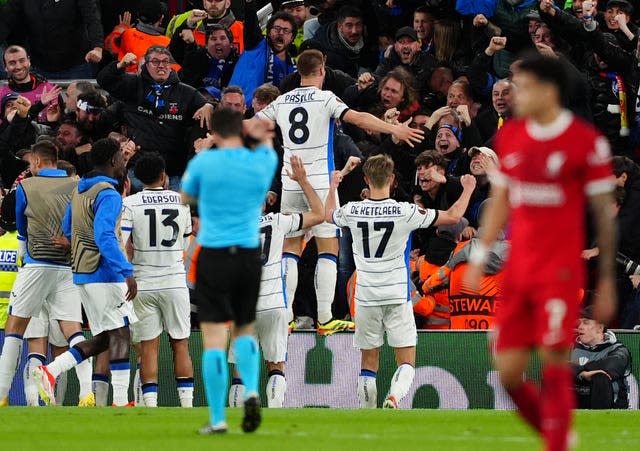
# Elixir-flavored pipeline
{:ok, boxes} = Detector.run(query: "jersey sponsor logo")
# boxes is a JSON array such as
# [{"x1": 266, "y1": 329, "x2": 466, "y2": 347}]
[
  {"x1": 284, "y1": 91, "x2": 316, "y2": 103},
  {"x1": 545, "y1": 151, "x2": 566, "y2": 179},
  {"x1": 510, "y1": 181, "x2": 565, "y2": 206},
  {"x1": 501, "y1": 152, "x2": 522, "y2": 170},
  {"x1": 349, "y1": 204, "x2": 402, "y2": 216},
  {"x1": 0, "y1": 250, "x2": 17, "y2": 264}
]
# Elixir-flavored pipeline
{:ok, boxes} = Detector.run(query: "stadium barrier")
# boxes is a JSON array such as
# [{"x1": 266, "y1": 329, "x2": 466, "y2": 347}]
[{"x1": 1, "y1": 330, "x2": 638, "y2": 408}]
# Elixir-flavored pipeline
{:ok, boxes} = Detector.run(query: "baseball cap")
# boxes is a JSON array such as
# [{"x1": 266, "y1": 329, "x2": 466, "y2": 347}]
[
  {"x1": 281, "y1": 0, "x2": 306, "y2": 8},
  {"x1": 298, "y1": 39, "x2": 327, "y2": 55},
  {"x1": 1, "y1": 92, "x2": 20, "y2": 112},
  {"x1": 468, "y1": 146, "x2": 499, "y2": 165},
  {"x1": 606, "y1": 0, "x2": 633, "y2": 14},
  {"x1": 525, "y1": 9, "x2": 541, "y2": 20},
  {"x1": 395, "y1": 26, "x2": 418, "y2": 42}
]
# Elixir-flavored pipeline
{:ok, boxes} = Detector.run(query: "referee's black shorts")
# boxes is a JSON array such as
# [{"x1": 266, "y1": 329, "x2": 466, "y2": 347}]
[{"x1": 195, "y1": 246, "x2": 261, "y2": 327}]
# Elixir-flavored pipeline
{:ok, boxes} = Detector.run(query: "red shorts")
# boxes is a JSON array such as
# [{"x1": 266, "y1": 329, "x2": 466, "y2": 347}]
[{"x1": 494, "y1": 270, "x2": 581, "y2": 351}]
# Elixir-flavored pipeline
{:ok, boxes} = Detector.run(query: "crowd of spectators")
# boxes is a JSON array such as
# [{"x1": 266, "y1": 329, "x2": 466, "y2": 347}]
[{"x1": 1, "y1": 0, "x2": 640, "y2": 329}]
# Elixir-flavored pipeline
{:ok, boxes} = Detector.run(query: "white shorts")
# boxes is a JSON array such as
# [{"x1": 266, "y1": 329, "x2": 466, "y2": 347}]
[
  {"x1": 131, "y1": 287, "x2": 191, "y2": 343},
  {"x1": 9, "y1": 265, "x2": 82, "y2": 322},
  {"x1": 281, "y1": 190, "x2": 340, "y2": 239},
  {"x1": 79, "y1": 283, "x2": 138, "y2": 336},
  {"x1": 255, "y1": 308, "x2": 288, "y2": 363},
  {"x1": 23, "y1": 305, "x2": 68, "y2": 348},
  {"x1": 354, "y1": 302, "x2": 417, "y2": 350},
  {"x1": 228, "y1": 309, "x2": 288, "y2": 364}
]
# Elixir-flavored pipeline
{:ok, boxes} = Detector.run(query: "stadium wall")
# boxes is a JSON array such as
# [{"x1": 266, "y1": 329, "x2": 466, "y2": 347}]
[{"x1": 2, "y1": 330, "x2": 638, "y2": 408}]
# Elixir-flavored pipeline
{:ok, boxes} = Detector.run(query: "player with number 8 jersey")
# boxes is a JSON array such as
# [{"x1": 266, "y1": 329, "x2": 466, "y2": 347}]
[{"x1": 254, "y1": 49, "x2": 424, "y2": 333}]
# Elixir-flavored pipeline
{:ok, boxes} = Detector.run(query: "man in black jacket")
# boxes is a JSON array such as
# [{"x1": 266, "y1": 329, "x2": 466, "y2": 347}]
[
  {"x1": 97, "y1": 45, "x2": 213, "y2": 190},
  {"x1": 0, "y1": 0, "x2": 104, "y2": 79},
  {"x1": 571, "y1": 304, "x2": 631, "y2": 409}
]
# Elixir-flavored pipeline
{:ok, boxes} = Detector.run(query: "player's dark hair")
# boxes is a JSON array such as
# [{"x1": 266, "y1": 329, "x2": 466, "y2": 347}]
[
  {"x1": 516, "y1": 52, "x2": 569, "y2": 103},
  {"x1": 612, "y1": 155, "x2": 640, "y2": 179},
  {"x1": 211, "y1": 107, "x2": 243, "y2": 138},
  {"x1": 297, "y1": 49, "x2": 324, "y2": 77},
  {"x1": 134, "y1": 153, "x2": 166, "y2": 185},
  {"x1": 266, "y1": 11, "x2": 298, "y2": 36},
  {"x1": 91, "y1": 138, "x2": 120, "y2": 168},
  {"x1": 337, "y1": 5, "x2": 363, "y2": 23},
  {"x1": 30, "y1": 141, "x2": 58, "y2": 164},
  {"x1": 57, "y1": 160, "x2": 77, "y2": 176},
  {"x1": 414, "y1": 149, "x2": 448, "y2": 171},
  {"x1": 364, "y1": 154, "x2": 394, "y2": 188}
]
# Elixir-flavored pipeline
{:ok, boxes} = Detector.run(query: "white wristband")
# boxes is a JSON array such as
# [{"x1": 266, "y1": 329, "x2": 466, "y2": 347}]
[{"x1": 469, "y1": 242, "x2": 489, "y2": 266}]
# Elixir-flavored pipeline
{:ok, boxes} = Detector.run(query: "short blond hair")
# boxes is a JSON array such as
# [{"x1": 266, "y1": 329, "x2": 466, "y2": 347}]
[{"x1": 363, "y1": 154, "x2": 394, "y2": 188}]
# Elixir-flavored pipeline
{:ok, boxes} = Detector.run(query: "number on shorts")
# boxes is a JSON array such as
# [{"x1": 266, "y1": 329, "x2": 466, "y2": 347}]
[
  {"x1": 260, "y1": 225, "x2": 273, "y2": 265},
  {"x1": 144, "y1": 208, "x2": 180, "y2": 247},
  {"x1": 545, "y1": 298, "x2": 567, "y2": 336},
  {"x1": 356, "y1": 221, "x2": 395, "y2": 258},
  {"x1": 288, "y1": 107, "x2": 310, "y2": 145}
]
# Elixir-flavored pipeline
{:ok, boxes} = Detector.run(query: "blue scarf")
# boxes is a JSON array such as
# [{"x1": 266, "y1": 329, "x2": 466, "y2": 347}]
[
  {"x1": 145, "y1": 83, "x2": 172, "y2": 109},
  {"x1": 203, "y1": 57, "x2": 228, "y2": 89}
]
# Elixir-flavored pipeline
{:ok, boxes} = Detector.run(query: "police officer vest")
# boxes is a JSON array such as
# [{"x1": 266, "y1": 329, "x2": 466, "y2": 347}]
[
  {"x1": 21, "y1": 175, "x2": 77, "y2": 265},
  {"x1": 70, "y1": 182, "x2": 121, "y2": 274},
  {"x1": 0, "y1": 230, "x2": 19, "y2": 328}
]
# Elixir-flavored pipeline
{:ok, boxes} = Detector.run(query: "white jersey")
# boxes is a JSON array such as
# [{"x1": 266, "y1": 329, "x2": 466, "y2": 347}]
[
  {"x1": 333, "y1": 199, "x2": 437, "y2": 306},
  {"x1": 121, "y1": 188, "x2": 192, "y2": 291},
  {"x1": 257, "y1": 212, "x2": 302, "y2": 312},
  {"x1": 258, "y1": 86, "x2": 349, "y2": 195}
]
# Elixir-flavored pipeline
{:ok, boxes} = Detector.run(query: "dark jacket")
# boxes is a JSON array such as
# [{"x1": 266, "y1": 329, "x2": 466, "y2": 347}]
[
  {"x1": 312, "y1": 21, "x2": 377, "y2": 78},
  {"x1": 618, "y1": 173, "x2": 640, "y2": 262},
  {"x1": 279, "y1": 67, "x2": 355, "y2": 98},
  {"x1": 571, "y1": 330, "x2": 631, "y2": 409},
  {"x1": 178, "y1": 44, "x2": 239, "y2": 91},
  {"x1": 0, "y1": 115, "x2": 33, "y2": 189},
  {"x1": 96, "y1": 62, "x2": 206, "y2": 176},
  {"x1": 0, "y1": 0, "x2": 103, "y2": 72},
  {"x1": 373, "y1": 48, "x2": 439, "y2": 99}
]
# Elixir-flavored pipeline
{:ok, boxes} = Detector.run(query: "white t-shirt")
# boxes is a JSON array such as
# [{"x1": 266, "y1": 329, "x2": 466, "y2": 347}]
[
  {"x1": 121, "y1": 188, "x2": 192, "y2": 291},
  {"x1": 257, "y1": 212, "x2": 302, "y2": 312},
  {"x1": 258, "y1": 86, "x2": 349, "y2": 194},
  {"x1": 333, "y1": 199, "x2": 437, "y2": 306}
]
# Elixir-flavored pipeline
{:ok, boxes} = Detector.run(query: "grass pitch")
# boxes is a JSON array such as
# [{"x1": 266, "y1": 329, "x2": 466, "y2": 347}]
[{"x1": 1, "y1": 408, "x2": 638, "y2": 451}]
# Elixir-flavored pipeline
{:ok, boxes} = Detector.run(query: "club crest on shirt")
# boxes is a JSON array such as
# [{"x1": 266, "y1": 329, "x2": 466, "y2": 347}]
[
  {"x1": 501, "y1": 152, "x2": 522, "y2": 170},
  {"x1": 545, "y1": 151, "x2": 566, "y2": 179},
  {"x1": 168, "y1": 103, "x2": 179, "y2": 114}
]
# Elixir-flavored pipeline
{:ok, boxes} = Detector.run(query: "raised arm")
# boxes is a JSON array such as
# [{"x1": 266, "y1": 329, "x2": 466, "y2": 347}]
[
  {"x1": 342, "y1": 110, "x2": 424, "y2": 147},
  {"x1": 434, "y1": 174, "x2": 477, "y2": 225},
  {"x1": 324, "y1": 170, "x2": 343, "y2": 224}
]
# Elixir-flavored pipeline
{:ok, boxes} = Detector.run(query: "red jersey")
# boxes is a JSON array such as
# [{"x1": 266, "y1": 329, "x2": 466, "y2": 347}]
[{"x1": 492, "y1": 110, "x2": 613, "y2": 282}]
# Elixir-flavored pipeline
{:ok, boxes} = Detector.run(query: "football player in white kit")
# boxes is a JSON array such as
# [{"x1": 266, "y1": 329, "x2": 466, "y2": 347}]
[
  {"x1": 325, "y1": 155, "x2": 476, "y2": 408},
  {"x1": 229, "y1": 155, "x2": 328, "y2": 407},
  {"x1": 121, "y1": 153, "x2": 194, "y2": 407},
  {"x1": 255, "y1": 49, "x2": 424, "y2": 335}
]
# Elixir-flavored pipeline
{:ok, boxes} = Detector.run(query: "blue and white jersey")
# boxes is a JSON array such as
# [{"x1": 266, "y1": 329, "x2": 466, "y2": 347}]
[
  {"x1": 256, "y1": 212, "x2": 302, "y2": 312},
  {"x1": 333, "y1": 199, "x2": 437, "y2": 306},
  {"x1": 258, "y1": 86, "x2": 349, "y2": 194},
  {"x1": 121, "y1": 188, "x2": 192, "y2": 291}
]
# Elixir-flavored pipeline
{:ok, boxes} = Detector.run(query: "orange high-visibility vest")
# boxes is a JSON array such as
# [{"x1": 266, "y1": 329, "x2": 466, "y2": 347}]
[{"x1": 117, "y1": 28, "x2": 179, "y2": 73}]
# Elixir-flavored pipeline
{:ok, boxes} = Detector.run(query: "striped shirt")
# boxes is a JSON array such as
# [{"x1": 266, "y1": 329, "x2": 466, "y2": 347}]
[
  {"x1": 333, "y1": 199, "x2": 437, "y2": 306},
  {"x1": 121, "y1": 188, "x2": 192, "y2": 291},
  {"x1": 256, "y1": 212, "x2": 302, "y2": 312},
  {"x1": 258, "y1": 86, "x2": 349, "y2": 194}
]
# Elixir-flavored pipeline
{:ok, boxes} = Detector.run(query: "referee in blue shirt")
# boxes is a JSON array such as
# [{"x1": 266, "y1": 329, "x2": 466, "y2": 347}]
[{"x1": 181, "y1": 108, "x2": 277, "y2": 434}]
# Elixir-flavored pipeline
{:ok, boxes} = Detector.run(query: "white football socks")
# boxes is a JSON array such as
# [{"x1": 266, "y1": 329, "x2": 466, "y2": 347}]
[
  {"x1": 266, "y1": 373, "x2": 286, "y2": 408},
  {"x1": 68, "y1": 334, "x2": 92, "y2": 398},
  {"x1": 92, "y1": 376, "x2": 109, "y2": 406},
  {"x1": 228, "y1": 378, "x2": 244, "y2": 407},
  {"x1": 0, "y1": 335, "x2": 23, "y2": 400},
  {"x1": 316, "y1": 254, "x2": 337, "y2": 324},
  {"x1": 388, "y1": 364, "x2": 415, "y2": 404},
  {"x1": 283, "y1": 254, "x2": 299, "y2": 323},
  {"x1": 111, "y1": 368, "x2": 131, "y2": 406},
  {"x1": 358, "y1": 373, "x2": 377, "y2": 409},
  {"x1": 23, "y1": 353, "x2": 45, "y2": 406},
  {"x1": 55, "y1": 371, "x2": 68, "y2": 406}
]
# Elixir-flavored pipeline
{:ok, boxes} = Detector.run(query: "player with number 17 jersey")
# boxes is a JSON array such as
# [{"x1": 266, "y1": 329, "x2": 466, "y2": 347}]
[
  {"x1": 332, "y1": 201, "x2": 437, "y2": 306},
  {"x1": 257, "y1": 86, "x2": 349, "y2": 196}
]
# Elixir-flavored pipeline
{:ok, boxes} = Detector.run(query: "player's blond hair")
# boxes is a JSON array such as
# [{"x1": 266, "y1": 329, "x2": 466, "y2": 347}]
[{"x1": 363, "y1": 154, "x2": 394, "y2": 189}]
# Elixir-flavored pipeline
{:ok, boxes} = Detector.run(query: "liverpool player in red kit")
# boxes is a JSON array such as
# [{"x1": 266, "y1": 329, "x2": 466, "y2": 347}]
[{"x1": 465, "y1": 54, "x2": 617, "y2": 451}]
